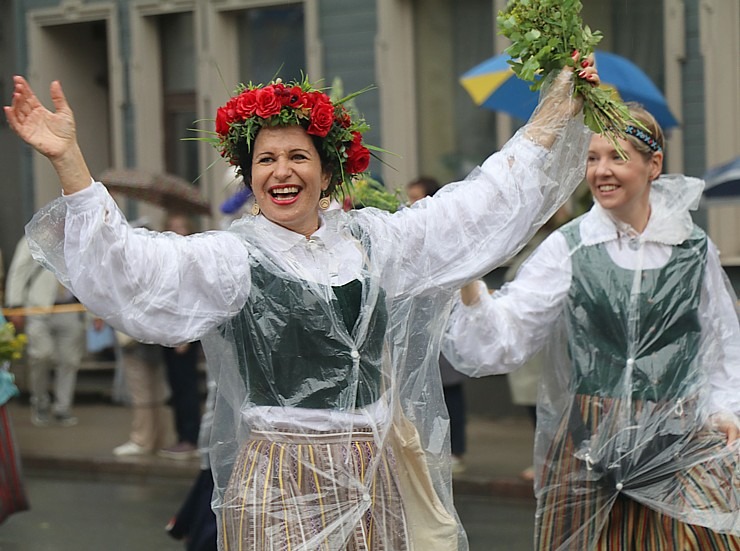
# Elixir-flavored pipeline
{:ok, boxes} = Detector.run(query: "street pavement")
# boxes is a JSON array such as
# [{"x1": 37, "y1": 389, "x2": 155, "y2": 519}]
[
  {"x1": 0, "y1": 473, "x2": 537, "y2": 550},
  {"x1": 6, "y1": 398, "x2": 537, "y2": 498}
]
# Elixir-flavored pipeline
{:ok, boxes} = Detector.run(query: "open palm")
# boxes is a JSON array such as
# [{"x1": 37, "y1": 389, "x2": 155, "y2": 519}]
[{"x1": 4, "y1": 76, "x2": 77, "y2": 160}]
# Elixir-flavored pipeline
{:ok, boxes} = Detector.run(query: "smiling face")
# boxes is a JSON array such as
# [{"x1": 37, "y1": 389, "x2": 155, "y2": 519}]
[
  {"x1": 586, "y1": 134, "x2": 663, "y2": 232},
  {"x1": 250, "y1": 125, "x2": 331, "y2": 236}
]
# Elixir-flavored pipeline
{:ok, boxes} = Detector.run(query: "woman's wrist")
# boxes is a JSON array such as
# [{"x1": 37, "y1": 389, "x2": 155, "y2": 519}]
[
  {"x1": 50, "y1": 142, "x2": 92, "y2": 194},
  {"x1": 460, "y1": 280, "x2": 485, "y2": 307}
]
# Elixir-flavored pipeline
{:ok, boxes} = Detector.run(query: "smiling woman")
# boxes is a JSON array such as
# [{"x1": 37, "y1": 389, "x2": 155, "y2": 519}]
[
  {"x1": 248, "y1": 126, "x2": 331, "y2": 237},
  {"x1": 210, "y1": 78, "x2": 371, "y2": 236},
  {"x1": 444, "y1": 103, "x2": 740, "y2": 551},
  {"x1": 585, "y1": 103, "x2": 664, "y2": 232},
  {"x1": 6, "y1": 61, "x2": 599, "y2": 551}
]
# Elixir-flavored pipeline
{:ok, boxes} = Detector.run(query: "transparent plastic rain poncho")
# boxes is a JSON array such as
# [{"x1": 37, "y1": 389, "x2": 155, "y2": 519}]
[
  {"x1": 25, "y1": 81, "x2": 590, "y2": 551},
  {"x1": 444, "y1": 175, "x2": 740, "y2": 549}
]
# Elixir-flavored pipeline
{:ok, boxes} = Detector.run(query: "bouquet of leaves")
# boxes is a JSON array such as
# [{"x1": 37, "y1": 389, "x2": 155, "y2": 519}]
[
  {"x1": 346, "y1": 177, "x2": 402, "y2": 213},
  {"x1": 497, "y1": 0, "x2": 636, "y2": 157},
  {"x1": 0, "y1": 322, "x2": 27, "y2": 363}
]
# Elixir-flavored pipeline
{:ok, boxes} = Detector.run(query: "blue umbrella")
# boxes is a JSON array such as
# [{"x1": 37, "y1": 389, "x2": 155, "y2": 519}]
[
  {"x1": 460, "y1": 50, "x2": 679, "y2": 130},
  {"x1": 703, "y1": 156, "x2": 740, "y2": 201}
]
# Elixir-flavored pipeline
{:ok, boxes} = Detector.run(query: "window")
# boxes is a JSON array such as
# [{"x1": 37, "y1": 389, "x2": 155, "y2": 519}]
[
  {"x1": 160, "y1": 12, "x2": 200, "y2": 184},
  {"x1": 236, "y1": 4, "x2": 306, "y2": 84}
]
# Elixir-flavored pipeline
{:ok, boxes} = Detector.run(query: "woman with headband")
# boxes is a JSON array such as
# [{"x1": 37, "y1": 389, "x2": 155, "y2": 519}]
[{"x1": 444, "y1": 103, "x2": 740, "y2": 550}]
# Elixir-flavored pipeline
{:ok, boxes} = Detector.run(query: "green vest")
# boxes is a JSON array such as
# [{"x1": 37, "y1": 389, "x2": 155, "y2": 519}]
[
  {"x1": 225, "y1": 263, "x2": 387, "y2": 410},
  {"x1": 560, "y1": 219, "x2": 706, "y2": 401}
]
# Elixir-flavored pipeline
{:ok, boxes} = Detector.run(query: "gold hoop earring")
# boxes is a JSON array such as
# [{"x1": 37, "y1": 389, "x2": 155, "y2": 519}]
[
  {"x1": 251, "y1": 201, "x2": 260, "y2": 216},
  {"x1": 319, "y1": 196, "x2": 331, "y2": 210}
]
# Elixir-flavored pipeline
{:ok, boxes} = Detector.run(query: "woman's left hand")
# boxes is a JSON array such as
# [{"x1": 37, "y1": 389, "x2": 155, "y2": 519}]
[
  {"x1": 525, "y1": 52, "x2": 600, "y2": 148},
  {"x1": 709, "y1": 412, "x2": 740, "y2": 446}
]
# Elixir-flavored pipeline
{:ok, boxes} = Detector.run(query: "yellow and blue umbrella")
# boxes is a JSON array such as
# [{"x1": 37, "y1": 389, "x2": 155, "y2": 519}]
[{"x1": 460, "y1": 50, "x2": 679, "y2": 129}]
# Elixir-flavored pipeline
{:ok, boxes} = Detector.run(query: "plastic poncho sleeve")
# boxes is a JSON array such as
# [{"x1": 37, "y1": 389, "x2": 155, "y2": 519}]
[
  {"x1": 356, "y1": 119, "x2": 590, "y2": 299},
  {"x1": 702, "y1": 239, "x2": 740, "y2": 415},
  {"x1": 442, "y1": 231, "x2": 571, "y2": 376},
  {"x1": 25, "y1": 181, "x2": 251, "y2": 345}
]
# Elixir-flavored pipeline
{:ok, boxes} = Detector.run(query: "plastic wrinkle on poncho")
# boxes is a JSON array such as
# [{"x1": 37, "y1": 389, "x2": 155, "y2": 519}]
[
  {"x1": 25, "y1": 85, "x2": 590, "y2": 550},
  {"x1": 444, "y1": 174, "x2": 740, "y2": 548}
]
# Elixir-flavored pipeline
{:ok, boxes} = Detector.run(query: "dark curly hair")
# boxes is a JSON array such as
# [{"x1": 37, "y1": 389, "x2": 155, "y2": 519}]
[{"x1": 406, "y1": 176, "x2": 441, "y2": 198}]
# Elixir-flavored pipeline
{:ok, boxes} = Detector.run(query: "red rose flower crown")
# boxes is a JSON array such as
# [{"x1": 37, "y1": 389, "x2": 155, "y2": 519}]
[{"x1": 213, "y1": 76, "x2": 374, "y2": 196}]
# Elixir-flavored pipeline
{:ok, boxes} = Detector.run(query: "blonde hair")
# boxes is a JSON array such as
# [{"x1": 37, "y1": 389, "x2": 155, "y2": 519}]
[{"x1": 623, "y1": 102, "x2": 665, "y2": 159}]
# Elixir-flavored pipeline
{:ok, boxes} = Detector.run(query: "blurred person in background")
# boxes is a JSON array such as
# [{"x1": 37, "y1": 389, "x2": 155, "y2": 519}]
[
  {"x1": 5, "y1": 236, "x2": 83, "y2": 427},
  {"x1": 158, "y1": 212, "x2": 203, "y2": 461},
  {"x1": 112, "y1": 336, "x2": 169, "y2": 457},
  {"x1": 0, "y1": 309, "x2": 29, "y2": 523},
  {"x1": 503, "y1": 203, "x2": 572, "y2": 482}
]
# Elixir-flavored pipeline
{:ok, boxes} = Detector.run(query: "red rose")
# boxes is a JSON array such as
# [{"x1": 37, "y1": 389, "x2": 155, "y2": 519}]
[
  {"x1": 224, "y1": 97, "x2": 239, "y2": 120},
  {"x1": 235, "y1": 90, "x2": 257, "y2": 118},
  {"x1": 215, "y1": 106, "x2": 230, "y2": 135},
  {"x1": 307, "y1": 100, "x2": 335, "y2": 137},
  {"x1": 345, "y1": 132, "x2": 370, "y2": 174},
  {"x1": 255, "y1": 88, "x2": 282, "y2": 118},
  {"x1": 302, "y1": 91, "x2": 329, "y2": 110}
]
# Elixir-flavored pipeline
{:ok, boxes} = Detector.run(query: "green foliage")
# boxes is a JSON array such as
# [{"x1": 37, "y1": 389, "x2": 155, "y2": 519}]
[
  {"x1": 497, "y1": 0, "x2": 637, "y2": 158},
  {"x1": 350, "y1": 177, "x2": 402, "y2": 213},
  {"x1": 0, "y1": 323, "x2": 27, "y2": 362}
]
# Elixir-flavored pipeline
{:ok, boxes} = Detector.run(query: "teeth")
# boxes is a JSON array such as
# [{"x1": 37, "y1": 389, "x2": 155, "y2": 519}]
[
  {"x1": 271, "y1": 186, "x2": 299, "y2": 196},
  {"x1": 599, "y1": 185, "x2": 617, "y2": 192}
]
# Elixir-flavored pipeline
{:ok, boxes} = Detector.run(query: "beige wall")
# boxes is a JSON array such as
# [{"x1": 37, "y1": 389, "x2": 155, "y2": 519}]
[
  {"x1": 701, "y1": 0, "x2": 740, "y2": 263},
  {"x1": 26, "y1": 3, "x2": 120, "y2": 209},
  {"x1": 413, "y1": 0, "x2": 457, "y2": 185},
  {"x1": 376, "y1": 0, "x2": 417, "y2": 191}
]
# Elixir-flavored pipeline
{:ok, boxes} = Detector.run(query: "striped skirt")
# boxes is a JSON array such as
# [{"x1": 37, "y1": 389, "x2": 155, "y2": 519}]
[
  {"x1": 0, "y1": 405, "x2": 29, "y2": 524},
  {"x1": 536, "y1": 394, "x2": 740, "y2": 551},
  {"x1": 220, "y1": 428, "x2": 408, "y2": 551}
]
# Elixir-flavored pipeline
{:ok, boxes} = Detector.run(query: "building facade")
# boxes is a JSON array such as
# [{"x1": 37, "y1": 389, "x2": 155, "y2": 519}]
[{"x1": 2, "y1": 0, "x2": 739, "y2": 270}]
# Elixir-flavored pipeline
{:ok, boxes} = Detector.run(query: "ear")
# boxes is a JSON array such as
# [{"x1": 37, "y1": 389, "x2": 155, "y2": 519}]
[
  {"x1": 649, "y1": 151, "x2": 664, "y2": 181},
  {"x1": 321, "y1": 168, "x2": 332, "y2": 191}
]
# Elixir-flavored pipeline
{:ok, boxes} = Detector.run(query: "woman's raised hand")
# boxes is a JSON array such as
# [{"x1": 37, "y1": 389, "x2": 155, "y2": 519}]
[
  {"x1": 4, "y1": 76, "x2": 77, "y2": 160},
  {"x1": 525, "y1": 53, "x2": 599, "y2": 148},
  {"x1": 4, "y1": 76, "x2": 91, "y2": 193}
]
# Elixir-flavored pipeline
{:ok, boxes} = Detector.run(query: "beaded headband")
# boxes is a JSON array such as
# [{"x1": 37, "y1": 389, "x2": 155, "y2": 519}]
[{"x1": 624, "y1": 125, "x2": 662, "y2": 152}]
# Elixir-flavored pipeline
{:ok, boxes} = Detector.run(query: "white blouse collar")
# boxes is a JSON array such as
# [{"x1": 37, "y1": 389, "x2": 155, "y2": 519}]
[
  {"x1": 250, "y1": 210, "x2": 346, "y2": 252},
  {"x1": 579, "y1": 174, "x2": 705, "y2": 246}
]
